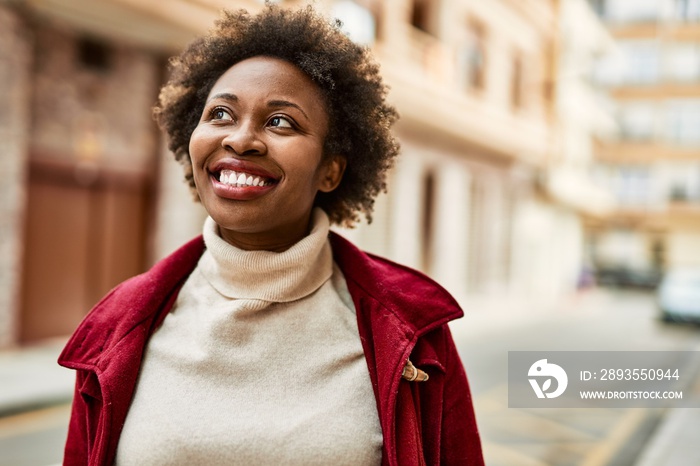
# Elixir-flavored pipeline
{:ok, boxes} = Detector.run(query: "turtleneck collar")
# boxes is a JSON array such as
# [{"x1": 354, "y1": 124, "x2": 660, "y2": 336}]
[{"x1": 199, "y1": 208, "x2": 333, "y2": 302}]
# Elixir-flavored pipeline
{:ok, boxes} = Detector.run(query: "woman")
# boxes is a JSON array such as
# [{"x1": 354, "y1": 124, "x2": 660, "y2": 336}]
[{"x1": 59, "y1": 5, "x2": 484, "y2": 466}]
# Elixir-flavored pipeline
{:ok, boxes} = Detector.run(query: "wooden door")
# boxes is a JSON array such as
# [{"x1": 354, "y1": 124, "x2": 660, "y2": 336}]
[{"x1": 20, "y1": 160, "x2": 151, "y2": 342}]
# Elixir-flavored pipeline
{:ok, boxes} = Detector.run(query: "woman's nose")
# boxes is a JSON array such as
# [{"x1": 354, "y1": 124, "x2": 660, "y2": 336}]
[{"x1": 221, "y1": 122, "x2": 266, "y2": 156}]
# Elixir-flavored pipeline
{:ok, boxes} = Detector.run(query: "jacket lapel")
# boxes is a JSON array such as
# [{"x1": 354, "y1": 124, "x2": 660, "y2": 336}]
[
  {"x1": 329, "y1": 232, "x2": 463, "y2": 466},
  {"x1": 58, "y1": 237, "x2": 204, "y2": 465}
]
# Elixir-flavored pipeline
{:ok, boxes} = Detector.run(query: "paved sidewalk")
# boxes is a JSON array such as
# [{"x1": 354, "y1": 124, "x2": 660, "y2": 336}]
[
  {"x1": 636, "y1": 408, "x2": 700, "y2": 466},
  {"x1": 635, "y1": 347, "x2": 700, "y2": 466},
  {"x1": 0, "y1": 339, "x2": 73, "y2": 416}
]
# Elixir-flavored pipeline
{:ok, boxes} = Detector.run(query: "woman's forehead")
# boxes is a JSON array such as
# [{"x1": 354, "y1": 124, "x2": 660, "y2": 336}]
[{"x1": 208, "y1": 57, "x2": 322, "y2": 102}]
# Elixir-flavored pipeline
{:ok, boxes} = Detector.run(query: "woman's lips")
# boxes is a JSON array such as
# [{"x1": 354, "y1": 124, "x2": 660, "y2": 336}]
[
  {"x1": 210, "y1": 173, "x2": 276, "y2": 200},
  {"x1": 209, "y1": 158, "x2": 280, "y2": 182},
  {"x1": 218, "y1": 169, "x2": 273, "y2": 187},
  {"x1": 208, "y1": 158, "x2": 280, "y2": 200}
]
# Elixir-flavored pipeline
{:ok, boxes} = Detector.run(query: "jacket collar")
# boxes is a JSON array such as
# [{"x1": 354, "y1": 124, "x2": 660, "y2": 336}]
[
  {"x1": 59, "y1": 232, "x2": 462, "y2": 368},
  {"x1": 58, "y1": 236, "x2": 205, "y2": 369},
  {"x1": 329, "y1": 232, "x2": 463, "y2": 334}
]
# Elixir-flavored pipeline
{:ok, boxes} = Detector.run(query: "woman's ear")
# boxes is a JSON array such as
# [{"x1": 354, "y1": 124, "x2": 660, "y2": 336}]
[{"x1": 318, "y1": 155, "x2": 347, "y2": 193}]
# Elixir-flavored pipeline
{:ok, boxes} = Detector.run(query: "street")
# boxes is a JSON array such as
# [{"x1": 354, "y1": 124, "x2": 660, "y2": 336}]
[
  {"x1": 1, "y1": 289, "x2": 699, "y2": 466},
  {"x1": 453, "y1": 289, "x2": 700, "y2": 466},
  {"x1": 0, "y1": 403, "x2": 67, "y2": 466}
]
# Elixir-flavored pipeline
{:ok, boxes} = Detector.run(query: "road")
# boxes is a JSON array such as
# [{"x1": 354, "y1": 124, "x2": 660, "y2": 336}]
[
  {"x1": 2, "y1": 288, "x2": 699, "y2": 466},
  {"x1": 0, "y1": 403, "x2": 67, "y2": 466},
  {"x1": 452, "y1": 289, "x2": 700, "y2": 466}
]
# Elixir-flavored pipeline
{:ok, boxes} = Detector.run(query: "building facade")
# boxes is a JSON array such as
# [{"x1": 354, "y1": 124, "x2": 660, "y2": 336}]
[
  {"x1": 337, "y1": 0, "x2": 612, "y2": 304},
  {"x1": 588, "y1": 0, "x2": 700, "y2": 279},
  {"x1": 0, "y1": 0, "x2": 609, "y2": 347}
]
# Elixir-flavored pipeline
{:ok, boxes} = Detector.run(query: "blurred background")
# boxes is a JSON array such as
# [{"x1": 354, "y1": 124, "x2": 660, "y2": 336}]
[{"x1": 1, "y1": 0, "x2": 699, "y2": 465}]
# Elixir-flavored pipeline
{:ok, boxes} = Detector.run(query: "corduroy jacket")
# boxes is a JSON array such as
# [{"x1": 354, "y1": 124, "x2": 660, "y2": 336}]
[{"x1": 58, "y1": 232, "x2": 484, "y2": 466}]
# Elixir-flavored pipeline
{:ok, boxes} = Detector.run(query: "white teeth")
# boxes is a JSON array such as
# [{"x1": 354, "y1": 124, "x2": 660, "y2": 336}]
[
  {"x1": 221, "y1": 169, "x2": 235, "y2": 184},
  {"x1": 218, "y1": 169, "x2": 270, "y2": 187}
]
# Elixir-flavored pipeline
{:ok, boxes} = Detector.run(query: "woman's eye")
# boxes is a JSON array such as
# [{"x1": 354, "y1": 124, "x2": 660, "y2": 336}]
[
  {"x1": 211, "y1": 108, "x2": 233, "y2": 121},
  {"x1": 269, "y1": 116, "x2": 292, "y2": 128}
]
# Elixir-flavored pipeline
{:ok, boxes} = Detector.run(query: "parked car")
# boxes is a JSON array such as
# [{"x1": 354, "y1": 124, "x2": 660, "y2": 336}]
[
  {"x1": 595, "y1": 266, "x2": 662, "y2": 289},
  {"x1": 657, "y1": 268, "x2": 700, "y2": 323}
]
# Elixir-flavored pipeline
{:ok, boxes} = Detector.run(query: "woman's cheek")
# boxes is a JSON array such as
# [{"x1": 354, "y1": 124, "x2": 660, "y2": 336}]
[{"x1": 189, "y1": 124, "x2": 215, "y2": 152}]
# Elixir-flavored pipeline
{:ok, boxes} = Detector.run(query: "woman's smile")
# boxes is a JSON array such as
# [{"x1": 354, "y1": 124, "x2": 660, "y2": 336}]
[
  {"x1": 188, "y1": 56, "x2": 344, "y2": 251},
  {"x1": 209, "y1": 157, "x2": 279, "y2": 200}
]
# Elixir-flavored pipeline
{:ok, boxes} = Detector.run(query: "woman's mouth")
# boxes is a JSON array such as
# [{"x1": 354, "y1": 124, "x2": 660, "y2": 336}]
[
  {"x1": 208, "y1": 159, "x2": 280, "y2": 200},
  {"x1": 209, "y1": 168, "x2": 278, "y2": 201},
  {"x1": 216, "y1": 169, "x2": 277, "y2": 188}
]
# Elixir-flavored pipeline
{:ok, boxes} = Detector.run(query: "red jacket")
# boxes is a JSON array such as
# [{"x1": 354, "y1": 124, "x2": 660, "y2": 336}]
[{"x1": 59, "y1": 232, "x2": 484, "y2": 466}]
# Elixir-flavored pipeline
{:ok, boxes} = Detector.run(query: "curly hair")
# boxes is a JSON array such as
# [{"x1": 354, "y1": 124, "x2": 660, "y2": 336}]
[{"x1": 154, "y1": 5, "x2": 399, "y2": 226}]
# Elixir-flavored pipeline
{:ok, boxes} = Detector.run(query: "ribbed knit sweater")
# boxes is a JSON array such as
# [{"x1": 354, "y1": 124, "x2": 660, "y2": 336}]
[{"x1": 115, "y1": 209, "x2": 383, "y2": 465}]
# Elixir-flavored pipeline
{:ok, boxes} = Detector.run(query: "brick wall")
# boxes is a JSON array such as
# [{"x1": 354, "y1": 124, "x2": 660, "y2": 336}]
[
  {"x1": 0, "y1": 8, "x2": 164, "y2": 346},
  {"x1": 30, "y1": 26, "x2": 160, "y2": 174},
  {"x1": 0, "y1": 6, "x2": 31, "y2": 348}
]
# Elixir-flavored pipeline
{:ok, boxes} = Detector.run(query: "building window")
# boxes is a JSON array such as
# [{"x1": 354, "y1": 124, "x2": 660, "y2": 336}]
[
  {"x1": 675, "y1": 0, "x2": 700, "y2": 21},
  {"x1": 332, "y1": 0, "x2": 378, "y2": 45},
  {"x1": 665, "y1": 163, "x2": 700, "y2": 202},
  {"x1": 621, "y1": 41, "x2": 660, "y2": 84},
  {"x1": 459, "y1": 20, "x2": 487, "y2": 91},
  {"x1": 670, "y1": 184, "x2": 689, "y2": 201},
  {"x1": 511, "y1": 53, "x2": 524, "y2": 109},
  {"x1": 593, "y1": 48, "x2": 626, "y2": 86},
  {"x1": 664, "y1": 100, "x2": 700, "y2": 144},
  {"x1": 411, "y1": 0, "x2": 439, "y2": 36},
  {"x1": 651, "y1": 238, "x2": 665, "y2": 270},
  {"x1": 618, "y1": 102, "x2": 656, "y2": 141},
  {"x1": 604, "y1": 0, "x2": 660, "y2": 23},
  {"x1": 421, "y1": 170, "x2": 436, "y2": 272},
  {"x1": 663, "y1": 42, "x2": 700, "y2": 82},
  {"x1": 78, "y1": 37, "x2": 112, "y2": 72},
  {"x1": 588, "y1": 0, "x2": 607, "y2": 18},
  {"x1": 615, "y1": 166, "x2": 652, "y2": 206}
]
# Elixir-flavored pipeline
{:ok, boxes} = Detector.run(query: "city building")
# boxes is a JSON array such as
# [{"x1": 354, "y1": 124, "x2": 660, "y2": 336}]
[
  {"x1": 0, "y1": 0, "x2": 610, "y2": 347},
  {"x1": 336, "y1": 0, "x2": 613, "y2": 304},
  {"x1": 588, "y1": 0, "x2": 700, "y2": 281}
]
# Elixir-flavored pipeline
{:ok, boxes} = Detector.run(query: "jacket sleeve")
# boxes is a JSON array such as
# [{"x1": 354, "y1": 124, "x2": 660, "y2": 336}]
[
  {"x1": 440, "y1": 325, "x2": 485, "y2": 466},
  {"x1": 64, "y1": 373, "x2": 89, "y2": 466}
]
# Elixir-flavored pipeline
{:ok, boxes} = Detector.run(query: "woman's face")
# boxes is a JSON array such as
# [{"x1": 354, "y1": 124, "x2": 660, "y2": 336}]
[{"x1": 189, "y1": 56, "x2": 345, "y2": 251}]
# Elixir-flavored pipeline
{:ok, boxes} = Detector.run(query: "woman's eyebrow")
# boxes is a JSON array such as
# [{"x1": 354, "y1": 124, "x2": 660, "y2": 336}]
[
  {"x1": 207, "y1": 92, "x2": 238, "y2": 103},
  {"x1": 267, "y1": 100, "x2": 309, "y2": 120}
]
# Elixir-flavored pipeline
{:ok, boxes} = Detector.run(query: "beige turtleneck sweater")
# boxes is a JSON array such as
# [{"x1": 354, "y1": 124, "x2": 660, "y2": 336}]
[{"x1": 115, "y1": 209, "x2": 383, "y2": 465}]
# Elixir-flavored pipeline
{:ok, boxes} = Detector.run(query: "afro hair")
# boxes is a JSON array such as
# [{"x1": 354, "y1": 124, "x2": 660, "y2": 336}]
[{"x1": 154, "y1": 4, "x2": 399, "y2": 226}]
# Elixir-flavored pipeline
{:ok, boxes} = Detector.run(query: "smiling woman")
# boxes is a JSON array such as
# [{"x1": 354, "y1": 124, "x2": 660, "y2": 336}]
[
  {"x1": 58, "y1": 5, "x2": 484, "y2": 466},
  {"x1": 189, "y1": 57, "x2": 345, "y2": 251},
  {"x1": 155, "y1": 5, "x2": 399, "y2": 228}
]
